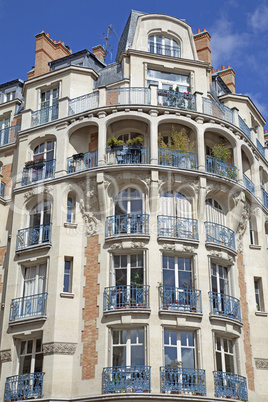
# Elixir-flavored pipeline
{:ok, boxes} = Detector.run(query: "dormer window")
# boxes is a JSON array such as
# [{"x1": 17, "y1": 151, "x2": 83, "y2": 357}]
[{"x1": 148, "y1": 35, "x2": 180, "y2": 58}]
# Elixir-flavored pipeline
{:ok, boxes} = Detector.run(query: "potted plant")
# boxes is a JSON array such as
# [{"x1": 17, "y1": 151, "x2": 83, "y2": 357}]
[
  {"x1": 107, "y1": 137, "x2": 124, "y2": 150},
  {"x1": 72, "y1": 152, "x2": 84, "y2": 160},
  {"x1": 127, "y1": 136, "x2": 143, "y2": 149}
]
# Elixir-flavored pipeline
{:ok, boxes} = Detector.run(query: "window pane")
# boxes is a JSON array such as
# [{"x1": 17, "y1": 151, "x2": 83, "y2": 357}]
[
  {"x1": 164, "y1": 330, "x2": 169, "y2": 345},
  {"x1": 36, "y1": 339, "x2": 42, "y2": 353},
  {"x1": 216, "y1": 351, "x2": 222, "y2": 371},
  {"x1": 131, "y1": 345, "x2": 144, "y2": 365},
  {"x1": 131, "y1": 329, "x2": 137, "y2": 344},
  {"x1": 113, "y1": 330, "x2": 119, "y2": 345},
  {"x1": 115, "y1": 269, "x2": 127, "y2": 286},
  {"x1": 188, "y1": 332, "x2": 194, "y2": 347},
  {"x1": 35, "y1": 354, "x2": 43, "y2": 372},
  {"x1": 138, "y1": 329, "x2": 144, "y2": 344},
  {"x1": 113, "y1": 346, "x2": 126, "y2": 366},
  {"x1": 114, "y1": 256, "x2": 120, "y2": 269},
  {"x1": 27, "y1": 340, "x2": 33, "y2": 354},
  {"x1": 165, "y1": 346, "x2": 177, "y2": 366},
  {"x1": 181, "y1": 348, "x2": 195, "y2": 368},
  {"x1": 181, "y1": 332, "x2": 187, "y2": 346},
  {"x1": 225, "y1": 354, "x2": 234, "y2": 373},
  {"x1": 170, "y1": 331, "x2": 177, "y2": 345},
  {"x1": 121, "y1": 255, "x2": 127, "y2": 267}
]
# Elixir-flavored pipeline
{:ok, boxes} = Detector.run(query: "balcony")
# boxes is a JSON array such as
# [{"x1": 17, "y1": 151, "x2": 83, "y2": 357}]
[
  {"x1": 104, "y1": 285, "x2": 150, "y2": 311},
  {"x1": 238, "y1": 116, "x2": 251, "y2": 140},
  {"x1": 107, "y1": 87, "x2": 150, "y2": 106},
  {"x1": 159, "y1": 287, "x2": 202, "y2": 313},
  {"x1": 22, "y1": 160, "x2": 55, "y2": 186},
  {"x1": 206, "y1": 155, "x2": 237, "y2": 180},
  {"x1": 160, "y1": 367, "x2": 206, "y2": 395},
  {"x1": 106, "y1": 146, "x2": 149, "y2": 165},
  {"x1": 106, "y1": 214, "x2": 149, "y2": 237},
  {"x1": 257, "y1": 138, "x2": 265, "y2": 158},
  {"x1": 102, "y1": 366, "x2": 151, "y2": 393},
  {"x1": 158, "y1": 216, "x2": 199, "y2": 241},
  {"x1": 205, "y1": 222, "x2": 236, "y2": 251},
  {"x1": 263, "y1": 188, "x2": 268, "y2": 209},
  {"x1": 16, "y1": 223, "x2": 52, "y2": 251},
  {"x1": 67, "y1": 150, "x2": 98, "y2": 174},
  {"x1": 243, "y1": 174, "x2": 255, "y2": 194},
  {"x1": 149, "y1": 42, "x2": 180, "y2": 58},
  {"x1": 209, "y1": 292, "x2": 241, "y2": 322},
  {"x1": 157, "y1": 90, "x2": 195, "y2": 110},
  {"x1": 0, "y1": 182, "x2": 5, "y2": 198},
  {"x1": 4, "y1": 372, "x2": 44, "y2": 401},
  {"x1": 69, "y1": 91, "x2": 99, "y2": 115},
  {"x1": 0, "y1": 124, "x2": 20, "y2": 146},
  {"x1": 203, "y1": 98, "x2": 233, "y2": 124},
  {"x1": 213, "y1": 371, "x2": 248, "y2": 401},
  {"x1": 158, "y1": 148, "x2": 197, "y2": 169},
  {"x1": 31, "y1": 105, "x2": 58, "y2": 127},
  {"x1": 9, "y1": 293, "x2": 47, "y2": 322}
]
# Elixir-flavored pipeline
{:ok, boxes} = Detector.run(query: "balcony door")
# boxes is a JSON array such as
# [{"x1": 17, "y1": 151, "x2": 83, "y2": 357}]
[
  {"x1": 21, "y1": 265, "x2": 46, "y2": 317},
  {"x1": 206, "y1": 198, "x2": 225, "y2": 226},
  {"x1": 28, "y1": 201, "x2": 52, "y2": 246},
  {"x1": 32, "y1": 140, "x2": 55, "y2": 182},
  {"x1": 19, "y1": 338, "x2": 43, "y2": 375},
  {"x1": 211, "y1": 263, "x2": 229, "y2": 313},
  {"x1": 164, "y1": 330, "x2": 195, "y2": 368},
  {"x1": 40, "y1": 88, "x2": 59, "y2": 123},
  {"x1": 163, "y1": 256, "x2": 192, "y2": 289},
  {"x1": 0, "y1": 117, "x2": 10, "y2": 146},
  {"x1": 215, "y1": 337, "x2": 234, "y2": 374},
  {"x1": 114, "y1": 188, "x2": 143, "y2": 234},
  {"x1": 161, "y1": 191, "x2": 191, "y2": 218},
  {"x1": 112, "y1": 328, "x2": 145, "y2": 367}
]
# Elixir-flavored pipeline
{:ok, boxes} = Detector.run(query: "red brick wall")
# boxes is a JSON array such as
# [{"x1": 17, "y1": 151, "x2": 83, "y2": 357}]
[
  {"x1": 1, "y1": 158, "x2": 13, "y2": 196},
  {"x1": 89, "y1": 133, "x2": 98, "y2": 152},
  {"x1": 193, "y1": 31, "x2": 211, "y2": 65},
  {"x1": 80, "y1": 235, "x2": 100, "y2": 379}
]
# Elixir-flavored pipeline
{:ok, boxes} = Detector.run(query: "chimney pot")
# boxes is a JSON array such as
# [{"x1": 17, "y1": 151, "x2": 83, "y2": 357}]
[
  {"x1": 222, "y1": 65, "x2": 225, "y2": 70},
  {"x1": 197, "y1": 28, "x2": 201, "y2": 33},
  {"x1": 212, "y1": 68, "x2": 215, "y2": 73},
  {"x1": 216, "y1": 69, "x2": 220, "y2": 72},
  {"x1": 46, "y1": 33, "x2": 49, "y2": 37},
  {"x1": 227, "y1": 65, "x2": 231, "y2": 69},
  {"x1": 203, "y1": 29, "x2": 206, "y2": 32},
  {"x1": 265, "y1": 130, "x2": 267, "y2": 134},
  {"x1": 41, "y1": 30, "x2": 45, "y2": 33},
  {"x1": 62, "y1": 41, "x2": 65, "y2": 46}
]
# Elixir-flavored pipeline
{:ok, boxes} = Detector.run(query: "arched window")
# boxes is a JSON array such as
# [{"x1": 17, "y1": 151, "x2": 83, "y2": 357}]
[
  {"x1": 33, "y1": 140, "x2": 55, "y2": 162},
  {"x1": 161, "y1": 191, "x2": 192, "y2": 218},
  {"x1": 114, "y1": 188, "x2": 143, "y2": 216},
  {"x1": 67, "y1": 194, "x2": 75, "y2": 223},
  {"x1": 205, "y1": 198, "x2": 225, "y2": 226},
  {"x1": 148, "y1": 35, "x2": 180, "y2": 58}
]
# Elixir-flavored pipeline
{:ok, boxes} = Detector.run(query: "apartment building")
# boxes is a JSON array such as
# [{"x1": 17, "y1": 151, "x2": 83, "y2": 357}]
[{"x1": 0, "y1": 10, "x2": 268, "y2": 402}]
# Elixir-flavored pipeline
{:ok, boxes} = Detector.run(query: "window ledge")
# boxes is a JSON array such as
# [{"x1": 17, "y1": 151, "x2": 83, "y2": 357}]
[
  {"x1": 249, "y1": 244, "x2": 261, "y2": 250},
  {"x1": 9, "y1": 316, "x2": 47, "y2": 326},
  {"x1": 60, "y1": 292, "x2": 74, "y2": 298},
  {"x1": 16, "y1": 243, "x2": 52, "y2": 254},
  {"x1": 64, "y1": 222, "x2": 78, "y2": 229},
  {"x1": 255, "y1": 311, "x2": 268, "y2": 317}
]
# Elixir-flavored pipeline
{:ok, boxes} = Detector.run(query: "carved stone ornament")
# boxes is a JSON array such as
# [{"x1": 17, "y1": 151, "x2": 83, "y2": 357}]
[
  {"x1": 42, "y1": 342, "x2": 77, "y2": 356},
  {"x1": 210, "y1": 250, "x2": 223, "y2": 258},
  {"x1": 110, "y1": 242, "x2": 123, "y2": 249},
  {"x1": 24, "y1": 189, "x2": 35, "y2": 199},
  {"x1": 0, "y1": 349, "x2": 12, "y2": 363},
  {"x1": 162, "y1": 243, "x2": 175, "y2": 251},
  {"x1": 255, "y1": 358, "x2": 268, "y2": 369},
  {"x1": 79, "y1": 178, "x2": 99, "y2": 236},
  {"x1": 183, "y1": 245, "x2": 194, "y2": 253},
  {"x1": 139, "y1": 173, "x2": 151, "y2": 186},
  {"x1": 131, "y1": 241, "x2": 146, "y2": 249},
  {"x1": 236, "y1": 202, "x2": 250, "y2": 253}
]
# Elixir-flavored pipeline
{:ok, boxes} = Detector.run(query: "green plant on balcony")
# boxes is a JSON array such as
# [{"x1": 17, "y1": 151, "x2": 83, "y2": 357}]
[
  {"x1": 107, "y1": 137, "x2": 124, "y2": 149},
  {"x1": 211, "y1": 144, "x2": 231, "y2": 162},
  {"x1": 127, "y1": 136, "x2": 143, "y2": 148},
  {"x1": 159, "y1": 127, "x2": 195, "y2": 166}
]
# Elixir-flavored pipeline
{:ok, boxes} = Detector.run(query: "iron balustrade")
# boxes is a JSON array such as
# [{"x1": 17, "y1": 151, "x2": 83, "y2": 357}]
[
  {"x1": 257, "y1": 138, "x2": 265, "y2": 158},
  {"x1": 238, "y1": 116, "x2": 251, "y2": 140},
  {"x1": 31, "y1": 105, "x2": 58, "y2": 127},
  {"x1": 205, "y1": 221, "x2": 236, "y2": 250},
  {"x1": 157, "y1": 90, "x2": 196, "y2": 110},
  {"x1": 213, "y1": 371, "x2": 248, "y2": 401},
  {"x1": 262, "y1": 188, "x2": 268, "y2": 209},
  {"x1": 158, "y1": 148, "x2": 197, "y2": 169},
  {"x1": 148, "y1": 42, "x2": 180, "y2": 58},
  {"x1": 0, "y1": 124, "x2": 20, "y2": 146},
  {"x1": 209, "y1": 292, "x2": 241, "y2": 322},
  {"x1": 9, "y1": 293, "x2": 48, "y2": 322},
  {"x1": 106, "y1": 146, "x2": 149, "y2": 165},
  {"x1": 102, "y1": 366, "x2": 151, "y2": 393},
  {"x1": 243, "y1": 174, "x2": 255, "y2": 194},
  {"x1": 160, "y1": 367, "x2": 206, "y2": 395},
  {"x1": 104, "y1": 285, "x2": 150, "y2": 311},
  {"x1": 206, "y1": 155, "x2": 237, "y2": 180},
  {"x1": 67, "y1": 150, "x2": 98, "y2": 173},
  {"x1": 69, "y1": 91, "x2": 99, "y2": 115},
  {"x1": 203, "y1": 98, "x2": 233, "y2": 123},
  {"x1": 106, "y1": 87, "x2": 150, "y2": 106},
  {"x1": 22, "y1": 159, "x2": 55, "y2": 186},
  {"x1": 158, "y1": 215, "x2": 199, "y2": 240},
  {"x1": 4, "y1": 372, "x2": 45, "y2": 401},
  {"x1": 106, "y1": 214, "x2": 149, "y2": 237},
  {"x1": 16, "y1": 223, "x2": 52, "y2": 250},
  {"x1": 0, "y1": 182, "x2": 5, "y2": 198},
  {"x1": 159, "y1": 287, "x2": 202, "y2": 313}
]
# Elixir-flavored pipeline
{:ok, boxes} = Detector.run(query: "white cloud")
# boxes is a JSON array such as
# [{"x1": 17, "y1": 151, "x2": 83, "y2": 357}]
[{"x1": 249, "y1": 4, "x2": 268, "y2": 32}]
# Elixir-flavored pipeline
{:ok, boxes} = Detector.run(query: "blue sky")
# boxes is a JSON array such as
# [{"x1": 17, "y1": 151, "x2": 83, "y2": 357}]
[{"x1": 1, "y1": 0, "x2": 268, "y2": 129}]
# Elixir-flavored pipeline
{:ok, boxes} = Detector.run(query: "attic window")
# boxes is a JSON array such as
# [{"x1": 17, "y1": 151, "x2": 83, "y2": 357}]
[{"x1": 148, "y1": 35, "x2": 180, "y2": 58}]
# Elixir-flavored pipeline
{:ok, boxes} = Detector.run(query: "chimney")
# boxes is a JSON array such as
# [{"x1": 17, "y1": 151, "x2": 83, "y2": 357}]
[
  {"x1": 28, "y1": 31, "x2": 72, "y2": 79},
  {"x1": 92, "y1": 45, "x2": 106, "y2": 63},
  {"x1": 193, "y1": 28, "x2": 211, "y2": 65},
  {"x1": 217, "y1": 65, "x2": 236, "y2": 93}
]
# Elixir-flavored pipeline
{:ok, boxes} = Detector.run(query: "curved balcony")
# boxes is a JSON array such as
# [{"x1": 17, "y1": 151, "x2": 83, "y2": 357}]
[
  {"x1": 106, "y1": 146, "x2": 149, "y2": 165},
  {"x1": 262, "y1": 188, "x2": 268, "y2": 209},
  {"x1": 159, "y1": 287, "x2": 202, "y2": 313},
  {"x1": 239, "y1": 116, "x2": 251, "y2": 139},
  {"x1": 206, "y1": 155, "x2": 237, "y2": 180},
  {"x1": 0, "y1": 124, "x2": 20, "y2": 147},
  {"x1": 0, "y1": 182, "x2": 5, "y2": 198},
  {"x1": 158, "y1": 148, "x2": 197, "y2": 169},
  {"x1": 22, "y1": 160, "x2": 55, "y2": 186},
  {"x1": 107, "y1": 87, "x2": 150, "y2": 106},
  {"x1": 205, "y1": 222, "x2": 236, "y2": 251},
  {"x1": 16, "y1": 223, "x2": 52, "y2": 251},
  {"x1": 9, "y1": 293, "x2": 47, "y2": 322},
  {"x1": 106, "y1": 214, "x2": 149, "y2": 237},
  {"x1": 157, "y1": 90, "x2": 196, "y2": 110},
  {"x1": 257, "y1": 138, "x2": 265, "y2": 158},
  {"x1": 213, "y1": 371, "x2": 248, "y2": 401},
  {"x1": 104, "y1": 285, "x2": 150, "y2": 311},
  {"x1": 160, "y1": 367, "x2": 206, "y2": 395},
  {"x1": 67, "y1": 150, "x2": 98, "y2": 174},
  {"x1": 69, "y1": 91, "x2": 99, "y2": 115},
  {"x1": 158, "y1": 216, "x2": 198, "y2": 241},
  {"x1": 4, "y1": 372, "x2": 44, "y2": 401},
  {"x1": 203, "y1": 98, "x2": 233, "y2": 124},
  {"x1": 31, "y1": 105, "x2": 58, "y2": 127},
  {"x1": 243, "y1": 174, "x2": 255, "y2": 194},
  {"x1": 209, "y1": 292, "x2": 241, "y2": 322},
  {"x1": 102, "y1": 366, "x2": 151, "y2": 394}
]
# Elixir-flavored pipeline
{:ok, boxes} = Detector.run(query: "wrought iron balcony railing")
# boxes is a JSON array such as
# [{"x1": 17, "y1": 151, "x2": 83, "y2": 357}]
[
  {"x1": 9, "y1": 293, "x2": 48, "y2": 322},
  {"x1": 31, "y1": 105, "x2": 58, "y2": 127},
  {"x1": 158, "y1": 148, "x2": 197, "y2": 169},
  {"x1": 67, "y1": 150, "x2": 98, "y2": 173},
  {"x1": 0, "y1": 182, "x2": 5, "y2": 198},
  {"x1": 157, "y1": 90, "x2": 195, "y2": 110},
  {"x1": 238, "y1": 116, "x2": 251, "y2": 140},
  {"x1": 107, "y1": 87, "x2": 150, "y2": 106},
  {"x1": 262, "y1": 188, "x2": 268, "y2": 209},
  {"x1": 243, "y1": 173, "x2": 255, "y2": 194},
  {"x1": 257, "y1": 138, "x2": 265, "y2": 158},
  {"x1": 203, "y1": 98, "x2": 233, "y2": 124},
  {"x1": 159, "y1": 287, "x2": 202, "y2": 313},
  {"x1": 102, "y1": 366, "x2": 151, "y2": 393},
  {"x1": 106, "y1": 214, "x2": 149, "y2": 237},
  {"x1": 106, "y1": 146, "x2": 149, "y2": 165},
  {"x1": 22, "y1": 160, "x2": 55, "y2": 186},
  {"x1": 69, "y1": 91, "x2": 99, "y2": 115},
  {"x1": 209, "y1": 292, "x2": 241, "y2": 322},
  {"x1": 160, "y1": 367, "x2": 206, "y2": 395},
  {"x1": 4, "y1": 372, "x2": 45, "y2": 401},
  {"x1": 158, "y1": 215, "x2": 199, "y2": 240},
  {"x1": 0, "y1": 124, "x2": 20, "y2": 146},
  {"x1": 206, "y1": 155, "x2": 237, "y2": 180},
  {"x1": 205, "y1": 221, "x2": 236, "y2": 251},
  {"x1": 104, "y1": 285, "x2": 150, "y2": 311},
  {"x1": 213, "y1": 371, "x2": 248, "y2": 401},
  {"x1": 16, "y1": 223, "x2": 52, "y2": 251},
  {"x1": 148, "y1": 42, "x2": 180, "y2": 58}
]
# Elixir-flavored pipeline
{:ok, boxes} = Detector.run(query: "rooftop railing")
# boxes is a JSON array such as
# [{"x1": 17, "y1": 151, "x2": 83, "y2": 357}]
[
  {"x1": 158, "y1": 215, "x2": 199, "y2": 241},
  {"x1": 106, "y1": 146, "x2": 149, "y2": 165},
  {"x1": 243, "y1": 174, "x2": 255, "y2": 195},
  {"x1": 257, "y1": 138, "x2": 265, "y2": 158},
  {"x1": 4, "y1": 372, "x2": 45, "y2": 401},
  {"x1": 157, "y1": 90, "x2": 195, "y2": 110},
  {"x1": 104, "y1": 285, "x2": 150, "y2": 311},
  {"x1": 159, "y1": 287, "x2": 202, "y2": 313},
  {"x1": 107, "y1": 87, "x2": 150, "y2": 106},
  {"x1": 0, "y1": 182, "x2": 5, "y2": 198},
  {"x1": 238, "y1": 116, "x2": 251, "y2": 140},
  {"x1": 203, "y1": 98, "x2": 233, "y2": 123},
  {"x1": 16, "y1": 223, "x2": 52, "y2": 251},
  {"x1": 262, "y1": 188, "x2": 268, "y2": 209},
  {"x1": 31, "y1": 104, "x2": 58, "y2": 127},
  {"x1": 9, "y1": 293, "x2": 48, "y2": 322},
  {"x1": 67, "y1": 150, "x2": 98, "y2": 174},
  {"x1": 206, "y1": 155, "x2": 237, "y2": 180},
  {"x1": 148, "y1": 42, "x2": 180, "y2": 58},
  {"x1": 0, "y1": 124, "x2": 20, "y2": 146},
  {"x1": 106, "y1": 214, "x2": 149, "y2": 237},
  {"x1": 158, "y1": 148, "x2": 197, "y2": 169},
  {"x1": 22, "y1": 160, "x2": 55, "y2": 186},
  {"x1": 160, "y1": 367, "x2": 206, "y2": 395},
  {"x1": 205, "y1": 221, "x2": 236, "y2": 251},
  {"x1": 213, "y1": 371, "x2": 248, "y2": 401},
  {"x1": 209, "y1": 292, "x2": 241, "y2": 322},
  {"x1": 102, "y1": 366, "x2": 151, "y2": 393},
  {"x1": 69, "y1": 92, "x2": 99, "y2": 115}
]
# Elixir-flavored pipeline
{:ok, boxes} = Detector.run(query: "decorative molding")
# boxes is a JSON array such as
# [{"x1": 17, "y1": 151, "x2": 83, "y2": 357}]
[
  {"x1": 183, "y1": 245, "x2": 195, "y2": 253},
  {"x1": 24, "y1": 189, "x2": 35, "y2": 199},
  {"x1": 0, "y1": 349, "x2": 11, "y2": 363},
  {"x1": 110, "y1": 242, "x2": 123, "y2": 249},
  {"x1": 42, "y1": 342, "x2": 77, "y2": 356},
  {"x1": 255, "y1": 358, "x2": 268, "y2": 369},
  {"x1": 131, "y1": 241, "x2": 146, "y2": 249},
  {"x1": 79, "y1": 178, "x2": 99, "y2": 236},
  {"x1": 162, "y1": 243, "x2": 175, "y2": 251},
  {"x1": 236, "y1": 202, "x2": 250, "y2": 253}
]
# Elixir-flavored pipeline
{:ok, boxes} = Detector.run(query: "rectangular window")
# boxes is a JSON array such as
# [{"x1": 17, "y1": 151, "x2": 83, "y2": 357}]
[
  {"x1": 215, "y1": 336, "x2": 234, "y2": 373},
  {"x1": 112, "y1": 328, "x2": 145, "y2": 366},
  {"x1": 164, "y1": 330, "x2": 195, "y2": 368},
  {"x1": 113, "y1": 254, "x2": 144, "y2": 286},
  {"x1": 19, "y1": 338, "x2": 43, "y2": 374},
  {"x1": 254, "y1": 277, "x2": 264, "y2": 311},
  {"x1": 63, "y1": 258, "x2": 73, "y2": 293},
  {"x1": 6, "y1": 91, "x2": 15, "y2": 102},
  {"x1": 163, "y1": 256, "x2": 193, "y2": 289}
]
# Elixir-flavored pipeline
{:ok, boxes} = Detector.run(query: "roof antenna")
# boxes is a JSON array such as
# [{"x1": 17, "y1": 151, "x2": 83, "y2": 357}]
[{"x1": 101, "y1": 25, "x2": 119, "y2": 61}]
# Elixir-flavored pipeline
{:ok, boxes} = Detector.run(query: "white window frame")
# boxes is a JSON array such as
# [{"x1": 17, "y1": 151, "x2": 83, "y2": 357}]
[
  {"x1": 112, "y1": 253, "x2": 145, "y2": 287},
  {"x1": 206, "y1": 198, "x2": 225, "y2": 226},
  {"x1": 148, "y1": 35, "x2": 180, "y2": 58},
  {"x1": 18, "y1": 337, "x2": 43, "y2": 375},
  {"x1": 215, "y1": 336, "x2": 235, "y2": 374},
  {"x1": 162, "y1": 255, "x2": 193, "y2": 289},
  {"x1": 114, "y1": 187, "x2": 144, "y2": 216},
  {"x1": 63, "y1": 257, "x2": 73, "y2": 293},
  {"x1": 161, "y1": 191, "x2": 192, "y2": 219},
  {"x1": 111, "y1": 328, "x2": 145, "y2": 367},
  {"x1": 164, "y1": 329, "x2": 196, "y2": 368}
]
